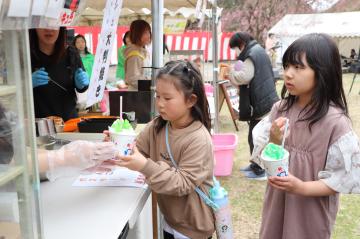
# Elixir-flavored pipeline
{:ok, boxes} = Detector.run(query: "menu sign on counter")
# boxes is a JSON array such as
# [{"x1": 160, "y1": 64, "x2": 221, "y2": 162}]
[{"x1": 86, "y1": 0, "x2": 123, "y2": 107}]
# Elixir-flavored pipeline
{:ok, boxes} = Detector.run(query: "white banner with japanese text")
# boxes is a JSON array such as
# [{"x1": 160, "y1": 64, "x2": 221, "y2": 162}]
[{"x1": 86, "y1": 0, "x2": 123, "y2": 107}]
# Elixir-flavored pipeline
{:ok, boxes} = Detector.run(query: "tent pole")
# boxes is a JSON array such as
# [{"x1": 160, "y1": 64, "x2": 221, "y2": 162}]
[
  {"x1": 151, "y1": 2, "x2": 163, "y2": 239},
  {"x1": 211, "y1": 0, "x2": 219, "y2": 133}
]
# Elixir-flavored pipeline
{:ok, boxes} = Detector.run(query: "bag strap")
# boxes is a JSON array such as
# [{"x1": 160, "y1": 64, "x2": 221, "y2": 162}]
[{"x1": 165, "y1": 122, "x2": 219, "y2": 210}]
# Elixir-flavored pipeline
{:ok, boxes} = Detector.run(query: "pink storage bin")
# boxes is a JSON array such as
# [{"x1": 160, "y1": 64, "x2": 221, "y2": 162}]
[
  {"x1": 204, "y1": 83, "x2": 214, "y2": 96},
  {"x1": 212, "y1": 133, "x2": 238, "y2": 176}
]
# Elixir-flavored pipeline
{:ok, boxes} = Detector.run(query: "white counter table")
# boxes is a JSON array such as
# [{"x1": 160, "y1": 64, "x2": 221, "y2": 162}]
[
  {"x1": 40, "y1": 132, "x2": 152, "y2": 239},
  {"x1": 41, "y1": 177, "x2": 151, "y2": 239}
]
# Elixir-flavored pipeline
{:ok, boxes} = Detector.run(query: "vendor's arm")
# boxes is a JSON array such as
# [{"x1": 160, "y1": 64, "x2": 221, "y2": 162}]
[
  {"x1": 43, "y1": 140, "x2": 117, "y2": 181},
  {"x1": 228, "y1": 58, "x2": 254, "y2": 86},
  {"x1": 37, "y1": 148, "x2": 49, "y2": 173}
]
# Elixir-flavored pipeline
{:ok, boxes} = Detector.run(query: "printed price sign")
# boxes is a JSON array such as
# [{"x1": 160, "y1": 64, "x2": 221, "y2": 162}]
[
  {"x1": 59, "y1": 0, "x2": 80, "y2": 26},
  {"x1": 8, "y1": 0, "x2": 31, "y2": 17}
]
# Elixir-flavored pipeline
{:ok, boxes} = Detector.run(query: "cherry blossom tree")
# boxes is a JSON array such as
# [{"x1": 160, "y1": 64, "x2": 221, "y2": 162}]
[{"x1": 220, "y1": 0, "x2": 314, "y2": 44}]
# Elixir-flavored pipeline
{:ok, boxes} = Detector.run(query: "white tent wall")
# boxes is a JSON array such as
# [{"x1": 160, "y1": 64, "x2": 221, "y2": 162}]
[
  {"x1": 336, "y1": 37, "x2": 360, "y2": 58},
  {"x1": 273, "y1": 36, "x2": 360, "y2": 65},
  {"x1": 269, "y1": 11, "x2": 360, "y2": 64}
]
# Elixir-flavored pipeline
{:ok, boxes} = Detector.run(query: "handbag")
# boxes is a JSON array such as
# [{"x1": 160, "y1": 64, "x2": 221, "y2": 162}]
[
  {"x1": 238, "y1": 84, "x2": 253, "y2": 121},
  {"x1": 165, "y1": 123, "x2": 233, "y2": 239}
]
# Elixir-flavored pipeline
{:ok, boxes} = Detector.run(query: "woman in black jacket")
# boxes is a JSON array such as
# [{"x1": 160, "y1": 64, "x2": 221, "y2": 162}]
[
  {"x1": 29, "y1": 27, "x2": 89, "y2": 121},
  {"x1": 226, "y1": 32, "x2": 279, "y2": 180}
]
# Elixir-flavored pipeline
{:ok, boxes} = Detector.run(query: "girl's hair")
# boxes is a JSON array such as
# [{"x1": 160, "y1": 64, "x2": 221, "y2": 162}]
[
  {"x1": 229, "y1": 32, "x2": 254, "y2": 49},
  {"x1": 72, "y1": 34, "x2": 91, "y2": 54},
  {"x1": 280, "y1": 33, "x2": 348, "y2": 129},
  {"x1": 123, "y1": 31, "x2": 130, "y2": 45},
  {"x1": 129, "y1": 20, "x2": 151, "y2": 46},
  {"x1": 29, "y1": 27, "x2": 67, "y2": 64},
  {"x1": 154, "y1": 60, "x2": 211, "y2": 133}
]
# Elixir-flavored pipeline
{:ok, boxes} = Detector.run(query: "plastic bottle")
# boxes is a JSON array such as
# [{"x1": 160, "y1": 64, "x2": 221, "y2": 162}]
[{"x1": 209, "y1": 177, "x2": 233, "y2": 239}]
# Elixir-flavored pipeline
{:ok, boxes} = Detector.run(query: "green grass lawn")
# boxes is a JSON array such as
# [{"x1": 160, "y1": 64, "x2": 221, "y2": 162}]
[{"x1": 217, "y1": 73, "x2": 360, "y2": 238}]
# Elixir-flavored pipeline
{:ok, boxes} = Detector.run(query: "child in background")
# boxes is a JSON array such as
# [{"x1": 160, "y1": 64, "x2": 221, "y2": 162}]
[
  {"x1": 109, "y1": 60, "x2": 215, "y2": 239},
  {"x1": 251, "y1": 33, "x2": 360, "y2": 239},
  {"x1": 73, "y1": 34, "x2": 94, "y2": 79}
]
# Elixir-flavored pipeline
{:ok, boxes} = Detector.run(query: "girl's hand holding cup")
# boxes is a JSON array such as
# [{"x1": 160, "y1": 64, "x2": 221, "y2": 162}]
[
  {"x1": 103, "y1": 130, "x2": 111, "y2": 142},
  {"x1": 112, "y1": 145, "x2": 148, "y2": 172},
  {"x1": 268, "y1": 173, "x2": 305, "y2": 195},
  {"x1": 270, "y1": 117, "x2": 290, "y2": 145}
]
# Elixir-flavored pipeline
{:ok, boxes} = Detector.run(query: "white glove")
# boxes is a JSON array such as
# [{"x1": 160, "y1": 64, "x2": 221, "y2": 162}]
[{"x1": 46, "y1": 140, "x2": 116, "y2": 181}]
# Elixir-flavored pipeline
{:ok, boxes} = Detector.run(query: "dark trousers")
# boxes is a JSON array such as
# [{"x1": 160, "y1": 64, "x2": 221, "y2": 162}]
[
  {"x1": 248, "y1": 119, "x2": 264, "y2": 175},
  {"x1": 163, "y1": 230, "x2": 212, "y2": 239}
]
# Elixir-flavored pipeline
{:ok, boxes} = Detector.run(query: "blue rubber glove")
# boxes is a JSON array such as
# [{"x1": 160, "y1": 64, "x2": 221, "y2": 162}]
[
  {"x1": 74, "y1": 68, "x2": 89, "y2": 90},
  {"x1": 32, "y1": 67, "x2": 49, "y2": 88}
]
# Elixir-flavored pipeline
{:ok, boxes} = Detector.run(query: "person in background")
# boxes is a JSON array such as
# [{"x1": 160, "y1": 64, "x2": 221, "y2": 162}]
[
  {"x1": 350, "y1": 48, "x2": 358, "y2": 59},
  {"x1": 116, "y1": 31, "x2": 131, "y2": 82},
  {"x1": 163, "y1": 34, "x2": 169, "y2": 55},
  {"x1": 29, "y1": 27, "x2": 89, "y2": 121},
  {"x1": 251, "y1": 33, "x2": 360, "y2": 239},
  {"x1": 265, "y1": 33, "x2": 278, "y2": 67},
  {"x1": 225, "y1": 32, "x2": 279, "y2": 180},
  {"x1": 73, "y1": 34, "x2": 94, "y2": 79},
  {"x1": 124, "y1": 20, "x2": 152, "y2": 91},
  {"x1": 106, "y1": 60, "x2": 215, "y2": 239}
]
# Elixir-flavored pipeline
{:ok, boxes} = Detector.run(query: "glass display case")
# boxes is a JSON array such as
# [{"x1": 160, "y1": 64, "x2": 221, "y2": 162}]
[{"x1": 0, "y1": 29, "x2": 43, "y2": 238}]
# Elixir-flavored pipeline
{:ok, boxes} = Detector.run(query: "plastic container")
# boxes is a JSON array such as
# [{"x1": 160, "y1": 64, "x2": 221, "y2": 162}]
[
  {"x1": 204, "y1": 83, "x2": 214, "y2": 96},
  {"x1": 212, "y1": 134, "x2": 238, "y2": 176},
  {"x1": 78, "y1": 118, "x2": 117, "y2": 133},
  {"x1": 77, "y1": 115, "x2": 136, "y2": 133},
  {"x1": 209, "y1": 177, "x2": 233, "y2": 239}
]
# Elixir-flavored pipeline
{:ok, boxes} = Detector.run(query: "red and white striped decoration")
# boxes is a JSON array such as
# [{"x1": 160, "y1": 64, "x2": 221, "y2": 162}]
[{"x1": 70, "y1": 26, "x2": 237, "y2": 63}]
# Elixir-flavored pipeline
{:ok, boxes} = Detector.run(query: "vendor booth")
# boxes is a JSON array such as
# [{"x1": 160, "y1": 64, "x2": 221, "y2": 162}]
[{"x1": 0, "y1": 0, "x2": 226, "y2": 239}]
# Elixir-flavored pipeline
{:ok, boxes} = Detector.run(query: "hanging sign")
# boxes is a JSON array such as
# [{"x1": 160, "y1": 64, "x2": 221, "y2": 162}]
[
  {"x1": 86, "y1": 0, "x2": 123, "y2": 107},
  {"x1": 45, "y1": 0, "x2": 64, "y2": 19},
  {"x1": 31, "y1": 0, "x2": 49, "y2": 16},
  {"x1": 7, "y1": 0, "x2": 31, "y2": 17},
  {"x1": 59, "y1": 0, "x2": 80, "y2": 26}
]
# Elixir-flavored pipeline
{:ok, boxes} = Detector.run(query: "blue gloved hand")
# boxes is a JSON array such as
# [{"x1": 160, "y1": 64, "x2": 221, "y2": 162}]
[
  {"x1": 32, "y1": 67, "x2": 49, "y2": 88},
  {"x1": 74, "y1": 68, "x2": 89, "y2": 90}
]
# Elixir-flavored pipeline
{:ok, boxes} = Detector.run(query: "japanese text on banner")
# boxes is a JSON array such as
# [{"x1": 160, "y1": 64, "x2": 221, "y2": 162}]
[{"x1": 86, "y1": 0, "x2": 123, "y2": 107}]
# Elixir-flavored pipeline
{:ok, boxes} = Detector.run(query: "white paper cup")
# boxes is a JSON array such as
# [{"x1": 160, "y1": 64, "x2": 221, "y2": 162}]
[
  {"x1": 109, "y1": 131, "x2": 137, "y2": 156},
  {"x1": 261, "y1": 148, "x2": 289, "y2": 177}
]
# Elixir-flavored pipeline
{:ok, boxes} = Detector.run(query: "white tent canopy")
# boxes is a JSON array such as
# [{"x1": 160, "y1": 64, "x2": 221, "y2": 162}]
[
  {"x1": 269, "y1": 11, "x2": 360, "y2": 60},
  {"x1": 79, "y1": 6, "x2": 209, "y2": 24},
  {"x1": 86, "y1": 0, "x2": 199, "y2": 11},
  {"x1": 80, "y1": 0, "x2": 214, "y2": 26}
]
